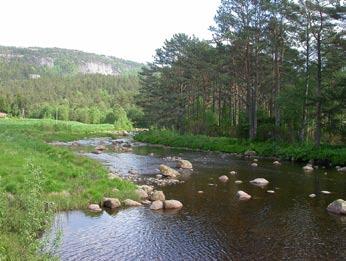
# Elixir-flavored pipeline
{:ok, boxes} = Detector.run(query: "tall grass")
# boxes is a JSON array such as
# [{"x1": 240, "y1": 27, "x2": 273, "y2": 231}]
[
  {"x1": 135, "y1": 130, "x2": 346, "y2": 165},
  {"x1": 0, "y1": 118, "x2": 137, "y2": 259}
]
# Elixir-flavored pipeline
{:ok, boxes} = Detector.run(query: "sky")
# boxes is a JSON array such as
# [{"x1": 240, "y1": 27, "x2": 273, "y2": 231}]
[{"x1": 0, "y1": 0, "x2": 220, "y2": 63}]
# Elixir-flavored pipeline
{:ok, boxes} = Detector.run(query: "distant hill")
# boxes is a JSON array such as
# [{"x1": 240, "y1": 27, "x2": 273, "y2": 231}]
[{"x1": 0, "y1": 45, "x2": 142, "y2": 80}]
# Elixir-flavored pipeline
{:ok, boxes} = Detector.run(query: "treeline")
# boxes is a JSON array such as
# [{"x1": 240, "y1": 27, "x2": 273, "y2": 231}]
[
  {"x1": 139, "y1": 0, "x2": 345, "y2": 145},
  {"x1": 0, "y1": 74, "x2": 143, "y2": 126}
]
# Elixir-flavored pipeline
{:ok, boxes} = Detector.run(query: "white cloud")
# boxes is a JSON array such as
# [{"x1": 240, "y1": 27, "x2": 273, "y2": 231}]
[{"x1": 0, "y1": 0, "x2": 220, "y2": 63}]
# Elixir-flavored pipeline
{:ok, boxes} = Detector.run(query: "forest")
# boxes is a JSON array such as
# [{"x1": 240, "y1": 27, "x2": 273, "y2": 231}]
[
  {"x1": 0, "y1": 74, "x2": 142, "y2": 126},
  {"x1": 139, "y1": 0, "x2": 345, "y2": 146}
]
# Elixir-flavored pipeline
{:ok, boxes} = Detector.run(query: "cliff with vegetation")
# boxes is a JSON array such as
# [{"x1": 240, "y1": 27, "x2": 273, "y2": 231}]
[{"x1": 0, "y1": 45, "x2": 142, "y2": 79}]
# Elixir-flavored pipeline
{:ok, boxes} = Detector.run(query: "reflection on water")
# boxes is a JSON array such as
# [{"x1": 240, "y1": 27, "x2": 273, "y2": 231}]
[{"x1": 47, "y1": 142, "x2": 346, "y2": 260}]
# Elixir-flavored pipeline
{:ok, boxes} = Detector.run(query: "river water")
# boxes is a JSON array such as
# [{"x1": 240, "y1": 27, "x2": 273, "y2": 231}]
[{"x1": 47, "y1": 138, "x2": 346, "y2": 260}]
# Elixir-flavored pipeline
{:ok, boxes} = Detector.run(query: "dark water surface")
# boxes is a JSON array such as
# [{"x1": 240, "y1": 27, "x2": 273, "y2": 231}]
[{"x1": 48, "y1": 140, "x2": 346, "y2": 260}]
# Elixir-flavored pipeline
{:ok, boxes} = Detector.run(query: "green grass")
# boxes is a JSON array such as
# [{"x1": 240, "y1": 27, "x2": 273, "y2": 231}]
[
  {"x1": 135, "y1": 130, "x2": 346, "y2": 165},
  {"x1": 0, "y1": 118, "x2": 138, "y2": 259}
]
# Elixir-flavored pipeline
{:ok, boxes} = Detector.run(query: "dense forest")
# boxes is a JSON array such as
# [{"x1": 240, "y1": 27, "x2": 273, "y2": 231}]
[
  {"x1": 0, "y1": 47, "x2": 143, "y2": 126},
  {"x1": 139, "y1": 0, "x2": 345, "y2": 146}
]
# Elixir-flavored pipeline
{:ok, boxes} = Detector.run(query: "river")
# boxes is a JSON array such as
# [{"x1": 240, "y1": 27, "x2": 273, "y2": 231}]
[{"x1": 46, "y1": 137, "x2": 346, "y2": 260}]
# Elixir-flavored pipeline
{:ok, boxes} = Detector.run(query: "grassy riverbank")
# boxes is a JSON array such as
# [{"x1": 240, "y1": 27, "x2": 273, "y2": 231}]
[
  {"x1": 135, "y1": 130, "x2": 346, "y2": 166},
  {"x1": 0, "y1": 118, "x2": 137, "y2": 259}
]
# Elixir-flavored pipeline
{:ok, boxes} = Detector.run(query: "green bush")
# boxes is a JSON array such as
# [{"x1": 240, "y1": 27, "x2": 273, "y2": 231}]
[{"x1": 113, "y1": 106, "x2": 133, "y2": 130}]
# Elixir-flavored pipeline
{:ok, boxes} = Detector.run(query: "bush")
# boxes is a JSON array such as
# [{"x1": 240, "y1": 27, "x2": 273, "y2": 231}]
[{"x1": 113, "y1": 106, "x2": 133, "y2": 130}]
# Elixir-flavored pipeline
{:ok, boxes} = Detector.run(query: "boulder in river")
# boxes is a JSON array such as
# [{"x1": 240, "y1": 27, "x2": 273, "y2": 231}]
[
  {"x1": 88, "y1": 204, "x2": 102, "y2": 212},
  {"x1": 197, "y1": 191, "x2": 204, "y2": 194},
  {"x1": 218, "y1": 175, "x2": 229, "y2": 182},
  {"x1": 230, "y1": 171, "x2": 237, "y2": 175},
  {"x1": 251, "y1": 162, "x2": 258, "y2": 167},
  {"x1": 326, "y1": 199, "x2": 346, "y2": 215},
  {"x1": 321, "y1": 190, "x2": 331, "y2": 195},
  {"x1": 273, "y1": 161, "x2": 281, "y2": 165},
  {"x1": 135, "y1": 189, "x2": 148, "y2": 199},
  {"x1": 253, "y1": 158, "x2": 258, "y2": 162},
  {"x1": 244, "y1": 150, "x2": 257, "y2": 157},
  {"x1": 250, "y1": 178, "x2": 269, "y2": 187},
  {"x1": 176, "y1": 159, "x2": 193, "y2": 169},
  {"x1": 337, "y1": 167, "x2": 346, "y2": 172},
  {"x1": 236, "y1": 190, "x2": 252, "y2": 201},
  {"x1": 123, "y1": 199, "x2": 142, "y2": 207},
  {"x1": 150, "y1": 190, "x2": 165, "y2": 201},
  {"x1": 267, "y1": 190, "x2": 275, "y2": 194},
  {"x1": 303, "y1": 164, "x2": 314, "y2": 172},
  {"x1": 102, "y1": 197, "x2": 121, "y2": 209},
  {"x1": 150, "y1": 200, "x2": 163, "y2": 210},
  {"x1": 309, "y1": 193, "x2": 316, "y2": 198},
  {"x1": 159, "y1": 164, "x2": 180, "y2": 178},
  {"x1": 164, "y1": 200, "x2": 183, "y2": 209},
  {"x1": 235, "y1": 180, "x2": 243, "y2": 184}
]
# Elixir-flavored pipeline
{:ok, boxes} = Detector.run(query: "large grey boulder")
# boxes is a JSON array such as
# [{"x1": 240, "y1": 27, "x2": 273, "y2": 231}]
[
  {"x1": 135, "y1": 189, "x2": 148, "y2": 199},
  {"x1": 159, "y1": 164, "x2": 180, "y2": 178},
  {"x1": 176, "y1": 160, "x2": 193, "y2": 169},
  {"x1": 164, "y1": 200, "x2": 183, "y2": 209},
  {"x1": 303, "y1": 164, "x2": 314, "y2": 172},
  {"x1": 102, "y1": 197, "x2": 121, "y2": 209},
  {"x1": 250, "y1": 178, "x2": 269, "y2": 187},
  {"x1": 326, "y1": 199, "x2": 346, "y2": 215},
  {"x1": 138, "y1": 185, "x2": 154, "y2": 194},
  {"x1": 150, "y1": 190, "x2": 165, "y2": 201},
  {"x1": 123, "y1": 199, "x2": 142, "y2": 207},
  {"x1": 236, "y1": 190, "x2": 252, "y2": 201},
  {"x1": 150, "y1": 200, "x2": 163, "y2": 210},
  {"x1": 88, "y1": 204, "x2": 102, "y2": 212},
  {"x1": 337, "y1": 167, "x2": 346, "y2": 172},
  {"x1": 218, "y1": 175, "x2": 229, "y2": 182}
]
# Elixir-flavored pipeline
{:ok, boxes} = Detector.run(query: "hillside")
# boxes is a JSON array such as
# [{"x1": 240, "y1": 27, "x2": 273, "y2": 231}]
[
  {"x1": 0, "y1": 45, "x2": 142, "y2": 80},
  {"x1": 0, "y1": 46, "x2": 144, "y2": 126}
]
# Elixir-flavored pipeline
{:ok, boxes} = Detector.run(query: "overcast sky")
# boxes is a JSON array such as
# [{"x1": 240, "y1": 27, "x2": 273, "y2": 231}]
[{"x1": 0, "y1": 0, "x2": 220, "y2": 63}]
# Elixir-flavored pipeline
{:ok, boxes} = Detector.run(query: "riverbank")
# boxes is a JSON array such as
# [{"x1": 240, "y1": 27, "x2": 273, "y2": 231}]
[
  {"x1": 0, "y1": 119, "x2": 137, "y2": 259},
  {"x1": 134, "y1": 130, "x2": 346, "y2": 166}
]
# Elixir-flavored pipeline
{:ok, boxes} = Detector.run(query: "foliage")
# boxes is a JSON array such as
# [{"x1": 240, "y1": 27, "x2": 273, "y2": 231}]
[
  {"x1": 0, "y1": 74, "x2": 142, "y2": 125},
  {"x1": 138, "y1": 0, "x2": 345, "y2": 146},
  {"x1": 113, "y1": 106, "x2": 133, "y2": 130}
]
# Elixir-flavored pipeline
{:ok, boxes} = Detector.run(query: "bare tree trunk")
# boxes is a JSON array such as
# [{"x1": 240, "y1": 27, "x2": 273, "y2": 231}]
[
  {"x1": 300, "y1": 21, "x2": 310, "y2": 142},
  {"x1": 315, "y1": 31, "x2": 322, "y2": 147}
]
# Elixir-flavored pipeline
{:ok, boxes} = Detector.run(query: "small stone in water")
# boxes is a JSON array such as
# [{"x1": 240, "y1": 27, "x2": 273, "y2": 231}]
[
  {"x1": 251, "y1": 162, "x2": 258, "y2": 167},
  {"x1": 253, "y1": 159, "x2": 258, "y2": 162},
  {"x1": 309, "y1": 194, "x2": 316, "y2": 198},
  {"x1": 267, "y1": 190, "x2": 275, "y2": 194},
  {"x1": 235, "y1": 180, "x2": 243, "y2": 184},
  {"x1": 197, "y1": 191, "x2": 204, "y2": 194},
  {"x1": 321, "y1": 190, "x2": 331, "y2": 195},
  {"x1": 218, "y1": 175, "x2": 229, "y2": 182},
  {"x1": 230, "y1": 171, "x2": 237, "y2": 175}
]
